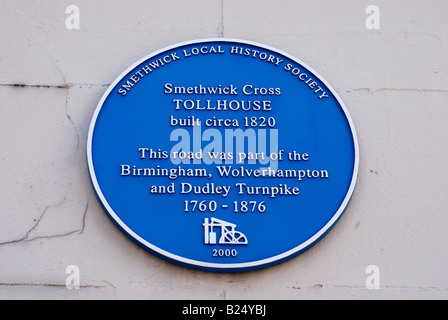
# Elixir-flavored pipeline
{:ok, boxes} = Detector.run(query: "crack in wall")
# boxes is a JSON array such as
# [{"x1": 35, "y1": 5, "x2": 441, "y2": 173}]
[
  {"x1": 0, "y1": 282, "x2": 107, "y2": 289},
  {"x1": 0, "y1": 204, "x2": 56, "y2": 246},
  {"x1": 54, "y1": 66, "x2": 81, "y2": 150},
  {"x1": 348, "y1": 87, "x2": 448, "y2": 94},
  {"x1": 217, "y1": 0, "x2": 224, "y2": 38},
  {"x1": 0, "y1": 80, "x2": 111, "y2": 151},
  {"x1": 0, "y1": 83, "x2": 110, "y2": 89},
  {"x1": 334, "y1": 284, "x2": 448, "y2": 291},
  {"x1": 64, "y1": 85, "x2": 80, "y2": 150},
  {"x1": 0, "y1": 198, "x2": 89, "y2": 247},
  {"x1": 79, "y1": 199, "x2": 89, "y2": 234},
  {"x1": 0, "y1": 83, "x2": 69, "y2": 89}
]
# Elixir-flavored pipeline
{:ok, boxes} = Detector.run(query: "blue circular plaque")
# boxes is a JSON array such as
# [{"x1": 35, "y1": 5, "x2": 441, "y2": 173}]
[{"x1": 87, "y1": 39, "x2": 359, "y2": 273}]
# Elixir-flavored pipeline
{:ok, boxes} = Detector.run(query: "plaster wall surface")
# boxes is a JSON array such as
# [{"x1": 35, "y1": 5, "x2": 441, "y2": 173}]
[{"x1": 1, "y1": 0, "x2": 447, "y2": 299}]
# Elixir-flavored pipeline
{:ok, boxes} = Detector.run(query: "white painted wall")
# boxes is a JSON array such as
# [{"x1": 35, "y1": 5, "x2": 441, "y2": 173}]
[{"x1": 1, "y1": 0, "x2": 447, "y2": 300}]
